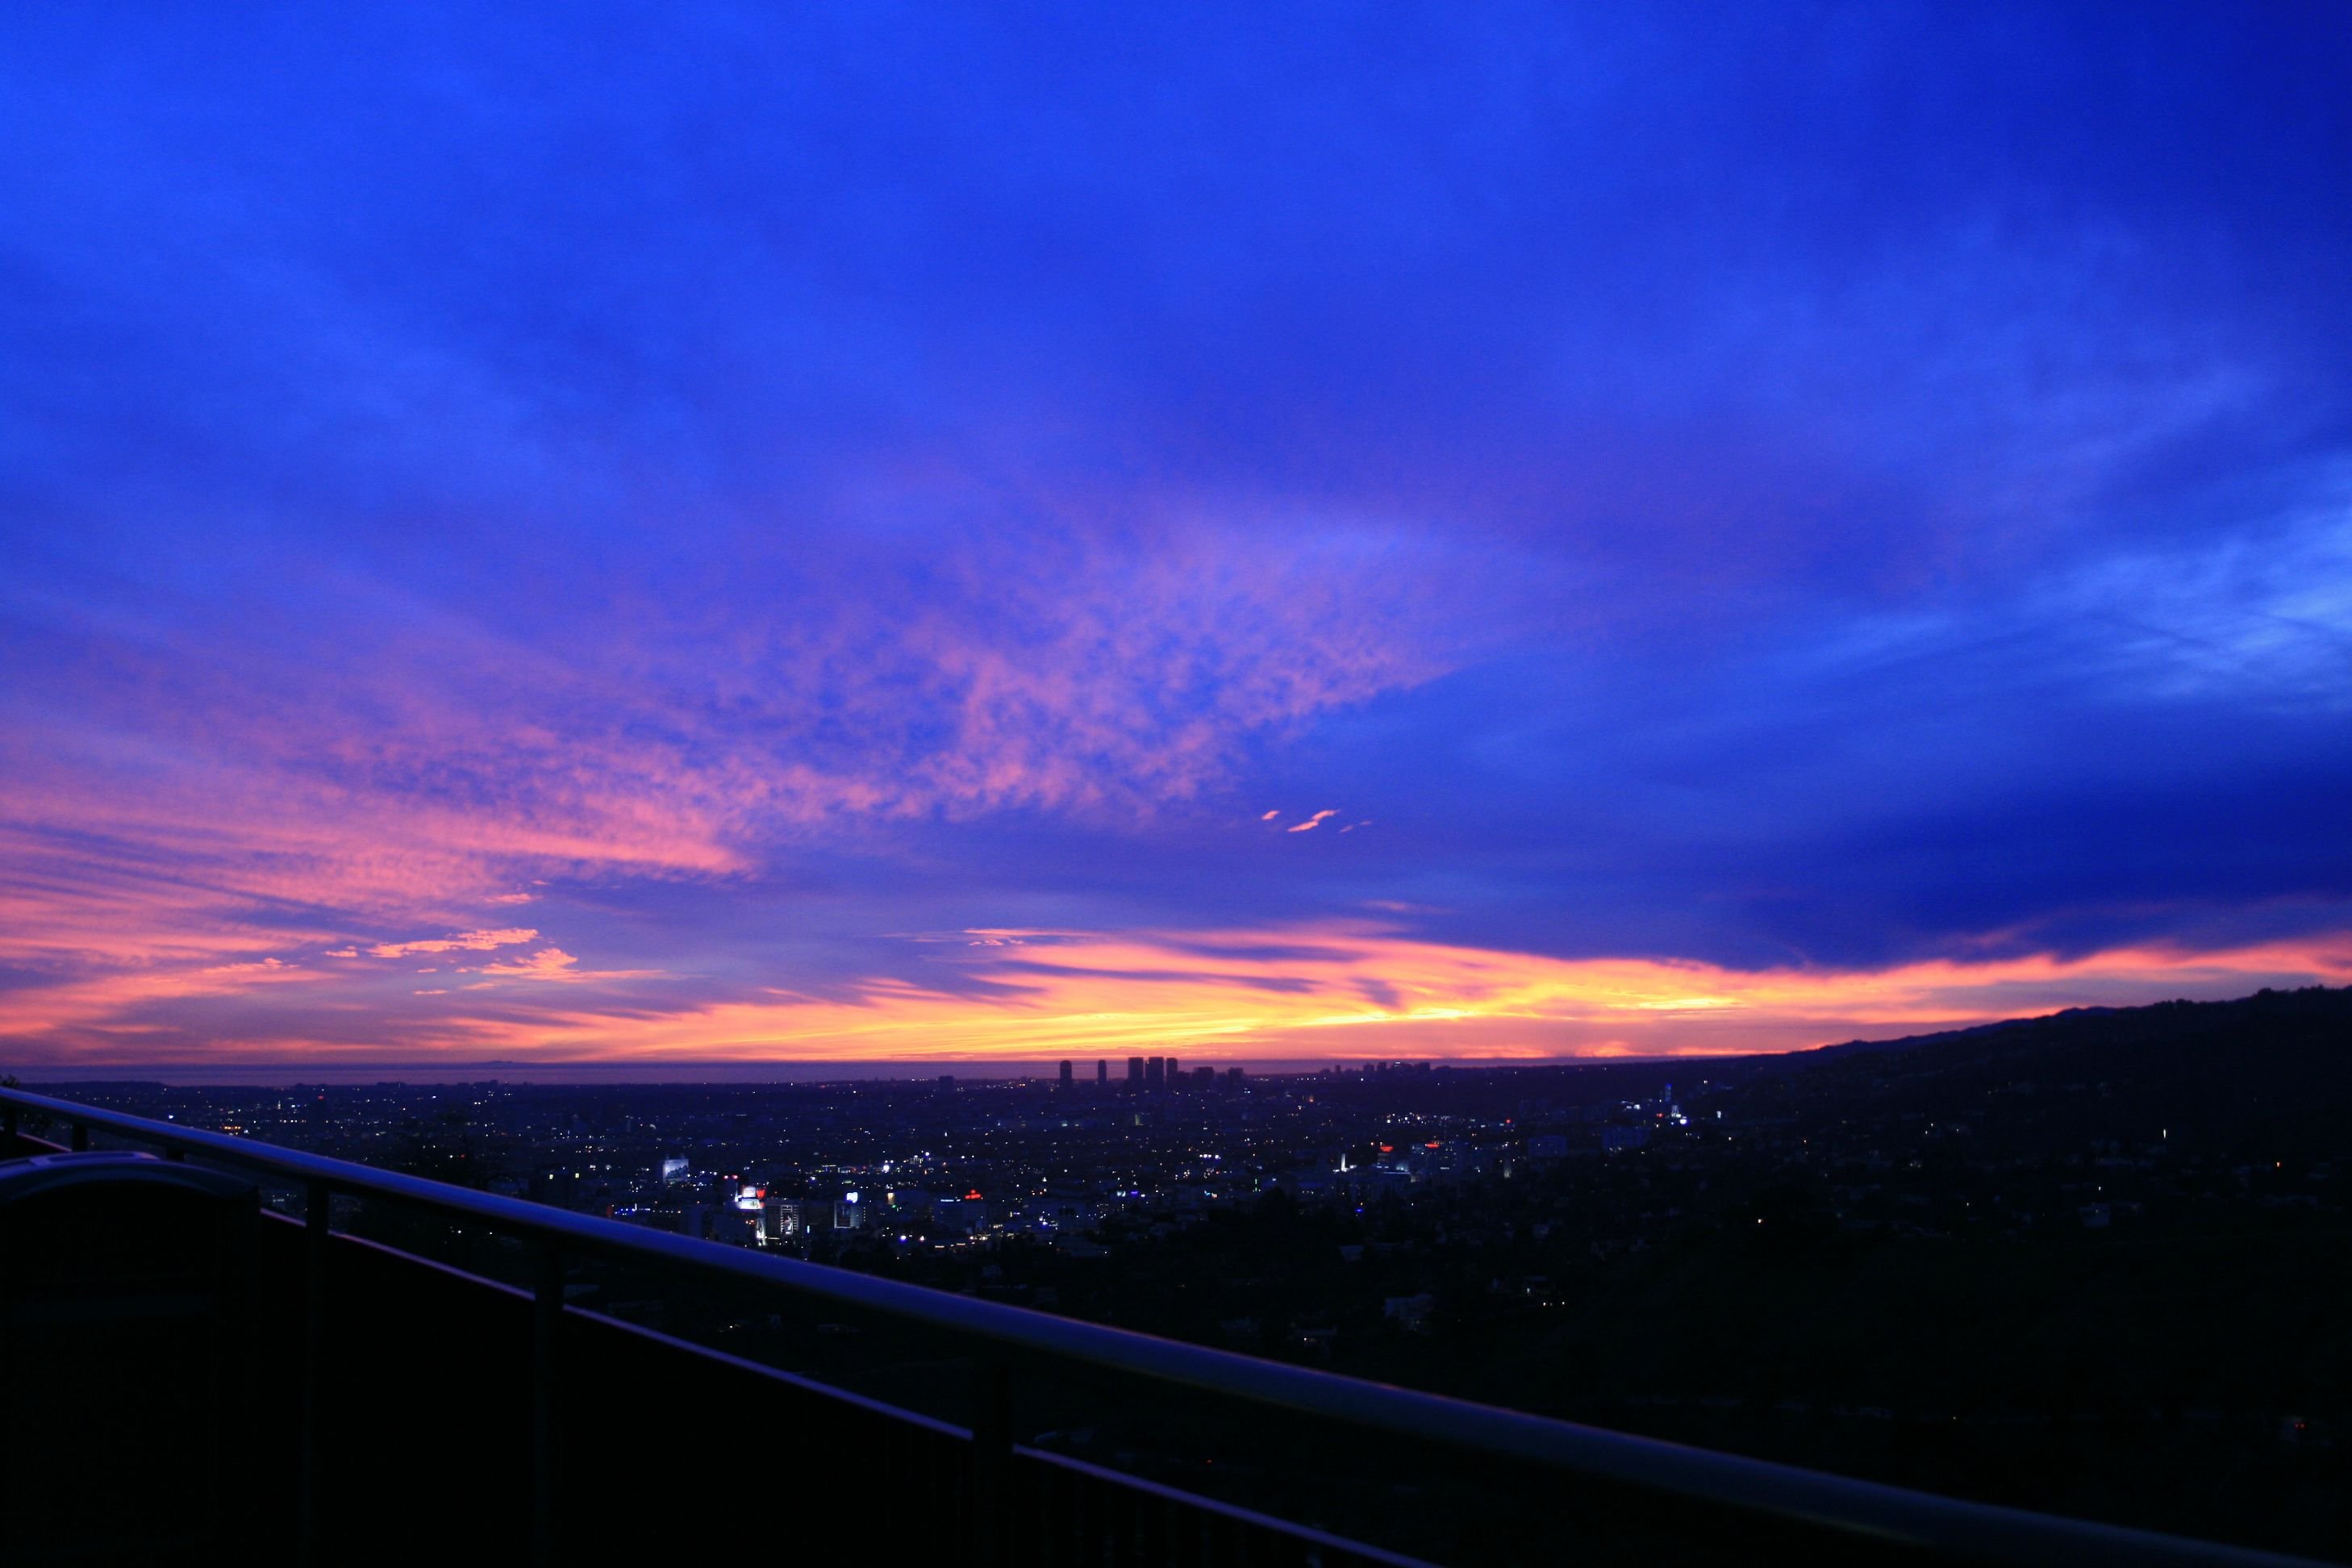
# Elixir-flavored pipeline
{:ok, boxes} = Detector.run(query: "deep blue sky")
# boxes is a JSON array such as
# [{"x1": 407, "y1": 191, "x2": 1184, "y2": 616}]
[{"x1": 4, "y1": 5, "x2": 2350, "y2": 1065}]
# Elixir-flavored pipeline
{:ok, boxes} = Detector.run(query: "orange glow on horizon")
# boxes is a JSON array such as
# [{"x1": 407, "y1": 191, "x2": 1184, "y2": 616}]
[
  {"x1": 467, "y1": 924, "x2": 2343, "y2": 1064},
  {"x1": 8, "y1": 914, "x2": 2344, "y2": 1068}
]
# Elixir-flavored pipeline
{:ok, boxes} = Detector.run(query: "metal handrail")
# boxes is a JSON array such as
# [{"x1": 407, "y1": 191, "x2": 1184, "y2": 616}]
[{"x1": 0, "y1": 1084, "x2": 2325, "y2": 1567}]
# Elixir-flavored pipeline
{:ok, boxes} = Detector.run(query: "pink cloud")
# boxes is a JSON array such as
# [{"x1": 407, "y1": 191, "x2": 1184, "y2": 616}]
[
  {"x1": 0, "y1": 518, "x2": 1467, "y2": 1049},
  {"x1": 368, "y1": 928, "x2": 539, "y2": 958},
  {"x1": 473, "y1": 945, "x2": 582, "y2": 979}
]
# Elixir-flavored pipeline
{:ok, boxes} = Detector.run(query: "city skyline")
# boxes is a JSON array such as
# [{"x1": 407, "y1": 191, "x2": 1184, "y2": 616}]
[{"x1": 6, "y1": 6, "x2": 2352, "y2": 1068}]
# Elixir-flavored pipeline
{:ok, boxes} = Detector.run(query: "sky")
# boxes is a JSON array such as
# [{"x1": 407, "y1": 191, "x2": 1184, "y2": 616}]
[{"x1": 4, "y1": 4, "x2": 2351, "y2": 1072}]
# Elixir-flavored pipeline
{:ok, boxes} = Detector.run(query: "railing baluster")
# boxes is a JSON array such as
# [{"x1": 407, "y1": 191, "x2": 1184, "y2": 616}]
[
  {"x1": 1110, "y1": 1485, "x2": 1138, "y2": 1568},
  {"x1": 1205, "y1": 1511, "x2": 1239, "y2": 1568},
  {"x1": 298, "y1": 1181, "x2": 331, "y2": 1566},
  {"x1": 1081, "y1": 1466, "x2": 1105, "y2": 1566},
  {"x1": 1056, "y1": 1462, "x2": 1070, "y2": 1561},
  {"x1": 943, "y1": 1424, "x2": 961, "y2": 1559},
  {"x1": 533, "y1": 1241, "x2": 565, "y2": 1568},
  {"x1": 1043, "y1": 1460, "x2": 1067, "y2": 1568},
  {"x1": 973, "y1": 1355, "x2": 1014, "y2": 1567}
]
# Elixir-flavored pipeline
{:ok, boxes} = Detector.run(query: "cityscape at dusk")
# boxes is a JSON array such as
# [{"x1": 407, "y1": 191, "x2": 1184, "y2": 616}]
[{"x1": 3, "y1": 7, "x2": 2350, "y2": 1566}]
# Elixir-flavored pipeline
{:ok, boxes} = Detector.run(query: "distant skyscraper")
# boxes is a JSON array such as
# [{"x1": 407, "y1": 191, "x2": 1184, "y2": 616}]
[
  {"x1": 1128, "y1": 1057, "x2": 1144, "y2": 1089},
  {"x1": 1165, "y1": 1053, "x2": 1182, "y2": 1088},
  {"x1": 1145, "y1": 1057, "x2": 1165, "y2": 1091},
  {"x1": 1096, "y1": 1060, "x2": 1108, "y2": 1088},
  {"x1": 1058, "y1": 1060, "x2": 1074, "y2": 1091}
]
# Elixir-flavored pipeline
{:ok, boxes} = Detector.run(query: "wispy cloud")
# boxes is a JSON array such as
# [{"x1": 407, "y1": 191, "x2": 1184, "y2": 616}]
[
  {"x1": 0, "y1": 521, "x2": 1469, "y2": 1019},
  {"x1": 368, "y1": 928, "x2": 539, "y2": 958},
  {"x1": 473, "y1": 946, "x2": 580, "y2": 979},
  {"x1": 1287, "y1": 809, "x2": 1339, "y2": 833}
]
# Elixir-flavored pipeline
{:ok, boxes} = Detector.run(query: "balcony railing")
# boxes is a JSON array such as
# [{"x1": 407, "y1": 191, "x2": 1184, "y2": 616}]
[{"x1": 0, "y1": 1084, "x2": 2329, "y2": 1567}]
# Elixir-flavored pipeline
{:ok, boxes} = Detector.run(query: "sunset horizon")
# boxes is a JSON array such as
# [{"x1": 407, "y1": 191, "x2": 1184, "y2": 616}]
[{"x1": 7, "y1": 7, "x2": 2349, "y2": 1076}]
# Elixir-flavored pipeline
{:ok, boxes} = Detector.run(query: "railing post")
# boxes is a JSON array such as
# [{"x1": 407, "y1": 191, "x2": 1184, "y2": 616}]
[
  {"x1": 299, "y1": 1182, "x2": 330, "y2": 1566},
  {"x1": 534, "y1": 1242, "x2": 564, "y2": 1568},
  {"x1": 973, "y1": 1356, "x2": 1014, "y2": 1568},
  {"x1": 4, "y1": 1102, "x2": 18, "y2": 1141}
]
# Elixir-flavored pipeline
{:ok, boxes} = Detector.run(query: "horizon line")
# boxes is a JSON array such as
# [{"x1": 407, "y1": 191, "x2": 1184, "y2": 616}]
[{"x1": 4, "y1": 1052, "x2": 1762, "y2": 1087}]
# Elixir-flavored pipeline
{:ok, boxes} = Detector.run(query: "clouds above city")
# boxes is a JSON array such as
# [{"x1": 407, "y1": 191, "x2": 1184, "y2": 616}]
[{"x1": 3, "y1": 5, "x2": 2349, "y2": 1067}]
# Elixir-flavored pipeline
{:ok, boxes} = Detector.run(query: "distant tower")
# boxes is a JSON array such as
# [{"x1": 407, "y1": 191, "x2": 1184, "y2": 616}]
[
  {"x1": 1096, "y1": 1060, "x2": 1108, "y2": 1088},
  {"x1": 1058, "y1": 1060, "x2": 1074, "y2": 1091},
  {"x1": 1127, "y1": 1057, "x2": 1145, "y2": 1091},
  {"x1": 1145, "y1": 1057, "x2": 1165, "y2": 1091},
  {"x1": 1165, "y1": 1053, "x2": 1182, "y2": 1091}
]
